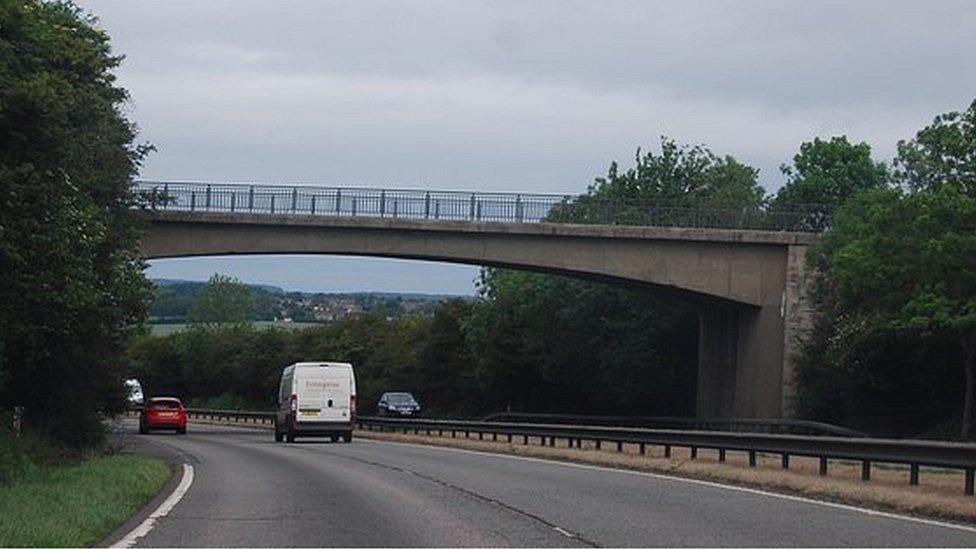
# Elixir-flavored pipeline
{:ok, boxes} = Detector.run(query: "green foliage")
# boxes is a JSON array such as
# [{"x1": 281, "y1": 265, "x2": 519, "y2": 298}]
[
  {"x1": 188, "y1": 274, "x2": 253, "y2": 326},
  {"x1": 0, "y1": 453, "x2": 169, "y2": 547},
  {"x1": 773, "y1": 136, "x2": 889, "y2": 208},
  {"x1": 0, "y1": 0, "x2": 153, "y2": 446},
  {"x1": 895, "y1": 98, "x2": 976, "y2": 198},
  {"x1": 463, "y1": 139, "x2": 757, "y2": 416},
  {"x1": 795, "y1": 100, "x2": 976, "y2": 438}
]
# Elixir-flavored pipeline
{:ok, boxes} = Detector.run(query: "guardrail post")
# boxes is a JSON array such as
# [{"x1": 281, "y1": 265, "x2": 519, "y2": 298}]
[
  {"x1": 910, "y1": 464, "x2": 920, "y2": 486},
  {"x1": 205, "y1": 185, "x2": 211, "y2": 209},
  {"x1": 595, "y1": 440, "x2": 602, "y2": 450},
  {"x1": 616, "y1": 441, "x2": 623, "y2": 452},
  {"x1": 819, "y1": 457, "x2": 828, "y2": 475},
  {"x1": 575, "y1": 438, "x2": 582, "y2": 449},
  {"x1": 664, "y1": 445, "x2": 671, "y2": 458},
  {"x1": 507, "y1": 433, "x2": 512, "y2": 443},
  {"x1": 549, "y1": 437, "x2": 555, "y2": 447},
  {"x1": 718, "y1": 449, "x2": 725, "y2": 462},
  {"x1": 861, "y1": 460, "x2": 871, "y2": 481},
  {"x1": 966, "y1": 469, "x2": 974, "y2": 496},
  {"x1": 748, "y1": 451, "x2": 756, "y2": 467},
  {"x1": 523, "y1": 434, "x2": 528, "y2": 445},
  {"x1": 781, "y1": 453, "x2": 790, "y2": 469},
  {"x1": 690, "y1": 446, "x2": 698, "y2": 460}
]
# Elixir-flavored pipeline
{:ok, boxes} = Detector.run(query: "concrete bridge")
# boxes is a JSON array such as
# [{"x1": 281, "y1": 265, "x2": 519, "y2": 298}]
[{"x1": 136, "y1": 181, "x2": 823, "y2": 419}]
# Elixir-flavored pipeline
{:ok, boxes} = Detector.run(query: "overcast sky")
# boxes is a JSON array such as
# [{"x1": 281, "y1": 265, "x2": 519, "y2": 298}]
[{"x1": 79, "y1": 0, "x2": 976, "y2": 294}]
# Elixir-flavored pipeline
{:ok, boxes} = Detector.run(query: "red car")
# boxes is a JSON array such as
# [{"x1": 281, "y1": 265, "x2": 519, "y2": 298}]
[{"x1": 139, "y1": 397, "x2": 187, "y2": 434}]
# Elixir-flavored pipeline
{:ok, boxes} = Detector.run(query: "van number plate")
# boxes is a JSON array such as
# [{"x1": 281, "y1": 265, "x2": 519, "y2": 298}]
[{"x1": 300, "y1": 410, "x2": 319, "y2": 416}]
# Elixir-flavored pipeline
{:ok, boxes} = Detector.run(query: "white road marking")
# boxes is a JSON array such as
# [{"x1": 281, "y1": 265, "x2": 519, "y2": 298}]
[
  {"x1": 360, "y1": 437, "x2": 976, "y2": 535},
  {"x1": 111, "y1": 463, "x2": 194, "y2": 548}
]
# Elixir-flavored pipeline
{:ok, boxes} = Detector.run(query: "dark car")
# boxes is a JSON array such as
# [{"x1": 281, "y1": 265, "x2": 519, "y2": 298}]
[
  {"x1": 377, "y1": 392, "x2": 421, "y2": 417},
  {"x1": 139, "y1": 396, "x2": 187, "y2": 434}
]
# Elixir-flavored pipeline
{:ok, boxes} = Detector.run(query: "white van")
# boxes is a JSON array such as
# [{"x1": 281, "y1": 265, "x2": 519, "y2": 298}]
[{"x1": 274, "y1": 362, "x2": 356, "y2": 443}]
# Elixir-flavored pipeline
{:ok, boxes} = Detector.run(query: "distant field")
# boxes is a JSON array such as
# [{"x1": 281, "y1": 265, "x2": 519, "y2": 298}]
[{"x1": 149, "y1": 321, "x2": 321, "y2": 335}]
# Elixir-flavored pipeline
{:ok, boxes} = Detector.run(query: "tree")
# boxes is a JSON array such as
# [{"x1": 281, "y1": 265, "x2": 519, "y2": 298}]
[
  {"x1": 188, "y1": 274, "x2": 253, "y2": 326},
  {"x1": 0, "y1": 1, "x2": 153, "y2": 446},
  {"x1": 467, "y1": 138, "x2": 756, "y2": 416},
  {"x1": 773, "y1": 136, "x2": 889, "y2": 209},
  {"x1": 809, "y1": 186, "x2": 976, "y2": 438},
  {"x1": 895, "y1": 98, "x2": 976, "y2": 198}
]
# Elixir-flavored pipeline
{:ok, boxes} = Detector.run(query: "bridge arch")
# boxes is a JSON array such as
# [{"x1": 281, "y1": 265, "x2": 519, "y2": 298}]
[{"x1": 140, "y1": 209, "x2": 818, "y2": 420}]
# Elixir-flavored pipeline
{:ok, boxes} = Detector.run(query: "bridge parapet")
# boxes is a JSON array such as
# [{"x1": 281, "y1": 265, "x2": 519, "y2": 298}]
[{"x1": 134, "y1": 181, "x2": 830, "y2": 233}]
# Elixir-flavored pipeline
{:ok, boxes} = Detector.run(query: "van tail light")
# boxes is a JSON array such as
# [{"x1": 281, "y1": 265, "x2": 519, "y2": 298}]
[
  {"x1": 290, "y1": 394, "x2": 298, "y2": 414},
  {"x1": 350, "y1": 395, "x2": 357, "y2": 422}
]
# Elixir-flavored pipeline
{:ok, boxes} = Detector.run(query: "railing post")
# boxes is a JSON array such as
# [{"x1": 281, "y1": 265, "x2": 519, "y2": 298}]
[
  {"x1": 424, "y1": 192, "x2": 430, "y2": 219},
  {"x1": 311, "y1": 195, "x2": 316, "y2": 215},
  {"x1": 292, "y1": 187, "x2": 297, "y2": 212},
  {"x1": 476, "y1": 201, "x2": 482, "y2": 221},
  {"x1": 205, "y1": 185, "x2": 211, "y2": 210},
  {"x1": 352, "y1": 198, "x2": 358, "y2": 217},
  {"x1": 515, "y1": 194, "x2": 523, "y2": 222},
  {"x1": 248, "y1": 186, "x2": 254, "y2": 211},
  {"x1": 434, "y1": 199, "x2": 440, "y2": 220},
  {"x1": 270, "y1": 194, "x2": 276, "y2": 214},
  {"x1": 230, "y1": 193, "x2": 236, "y2": 212},
  {"x1": 469, "y1": 194, "x2": 476, "y2": 220},
  {"x1": 336, "y1": 189, "x2": 342, "y2": 213},
  {"x1": 190, "y1": 192, "x2": 196, "y2": 211},
  {"x1": 380, "y1": 190, "x2": 386, "y2": 217},
  {"x1": 393, "y1": 199, "x2": 398, "y2": 218}
]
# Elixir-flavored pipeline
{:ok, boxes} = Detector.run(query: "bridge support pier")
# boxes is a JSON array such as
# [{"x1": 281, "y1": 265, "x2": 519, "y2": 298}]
[{"x1": 696, "y1": 244, "x2": 814, "y2": 419}]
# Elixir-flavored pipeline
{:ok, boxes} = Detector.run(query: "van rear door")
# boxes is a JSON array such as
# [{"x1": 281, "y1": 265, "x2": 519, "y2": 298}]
[{"x1": 295, "y1": 366, "x2": 351, "y2": 423}]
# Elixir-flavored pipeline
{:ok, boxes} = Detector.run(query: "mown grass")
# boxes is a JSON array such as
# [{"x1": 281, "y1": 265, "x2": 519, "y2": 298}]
[{"x1": 0, "y1": 454, "x2": 170, "y2": 547}]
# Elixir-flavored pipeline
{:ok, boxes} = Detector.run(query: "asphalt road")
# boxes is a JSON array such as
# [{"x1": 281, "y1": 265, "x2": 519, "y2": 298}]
[{"x1": 112, "y1": 421, "x2": 976, "y2": 547}]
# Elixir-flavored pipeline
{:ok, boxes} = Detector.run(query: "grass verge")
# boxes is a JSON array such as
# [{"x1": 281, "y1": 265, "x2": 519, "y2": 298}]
[
  {"x1": 0, "y1": 454, "x2": 170, "y2": 547},
  {"x1": 357, "y1": 429, "x2": 976, "y2": 525}
]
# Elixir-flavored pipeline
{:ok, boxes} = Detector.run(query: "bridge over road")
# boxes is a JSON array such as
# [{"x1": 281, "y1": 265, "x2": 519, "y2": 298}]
[{"x1": 135, "y1": 181, "x2": 823, "y2": 420}]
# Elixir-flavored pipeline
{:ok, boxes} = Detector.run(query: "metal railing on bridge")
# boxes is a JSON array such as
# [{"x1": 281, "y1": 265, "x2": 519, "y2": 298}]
[{"x1": 134, "y1": 181, "x2": 831, "y2": 233}]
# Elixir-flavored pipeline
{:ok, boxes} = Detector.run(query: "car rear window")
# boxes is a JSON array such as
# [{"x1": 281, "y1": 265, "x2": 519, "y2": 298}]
[{"x1": 149, "y1": 399, "x2": 181, "y2": 409}]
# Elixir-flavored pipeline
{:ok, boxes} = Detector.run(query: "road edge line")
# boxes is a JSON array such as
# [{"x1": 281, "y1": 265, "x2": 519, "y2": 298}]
[
  {"x1": 360, "y1": 436, "x2": 976, "y2": 535},
  {"x1": 110, "y1": 463, "x2": 194, "y2": 548}
]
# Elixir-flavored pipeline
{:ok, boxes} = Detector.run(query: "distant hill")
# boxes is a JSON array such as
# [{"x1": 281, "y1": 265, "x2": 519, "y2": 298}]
[{"x1": 148, "y1": 278, "x2": 470, "y2": 324}]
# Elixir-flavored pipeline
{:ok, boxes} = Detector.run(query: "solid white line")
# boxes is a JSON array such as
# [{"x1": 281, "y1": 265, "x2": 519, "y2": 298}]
[
  {"x1": 111, "y1": 463, "x2": 195, "y2": 548},
  {"x1": 359, "y1": 437, "x2": 976, "y2": 535}
]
